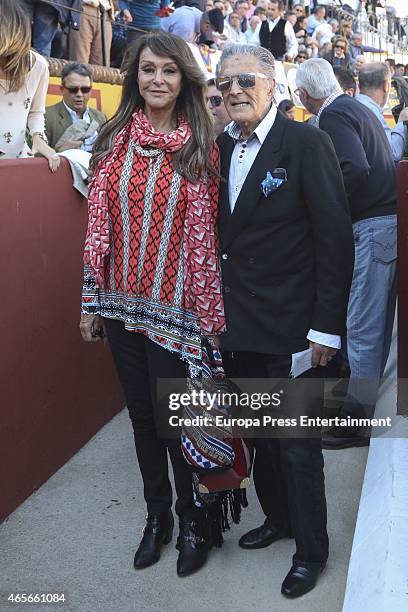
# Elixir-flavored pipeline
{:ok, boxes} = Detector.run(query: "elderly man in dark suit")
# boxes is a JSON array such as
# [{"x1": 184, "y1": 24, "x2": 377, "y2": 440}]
[
  {"x1": 296, "y1": 58, "x2": 397, "y2": 449},
  {"x1": 215, "y1": 44, "x2": 354, "y2": 598}
]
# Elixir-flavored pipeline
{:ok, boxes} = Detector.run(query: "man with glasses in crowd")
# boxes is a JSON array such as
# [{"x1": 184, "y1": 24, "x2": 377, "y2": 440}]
[
  {"x1": 45, "y1": 63, "x2": 107, "y2": 152},
  {"x1": 293, "y1": 3, "x2": 305, "y2": 17},
  {"x1": 296, "y1": 58, "x2": 397, "y2": 449},
  {"x1": 205, "y1": 77, "x2": 231, "y2": 136},
  {"x1": 215, "y1": 43, "x2": 354, "y2": 597}
]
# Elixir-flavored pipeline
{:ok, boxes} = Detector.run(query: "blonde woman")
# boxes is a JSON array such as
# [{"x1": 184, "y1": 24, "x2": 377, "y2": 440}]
[{"x1": 0, "y1": 0, "x2": 60, "y2": 171}]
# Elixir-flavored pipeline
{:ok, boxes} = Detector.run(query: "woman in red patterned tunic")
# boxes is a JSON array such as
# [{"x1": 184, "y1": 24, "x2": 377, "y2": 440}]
[{"x1": 79, "y1": 31, "x2": 225, "y2": 577}]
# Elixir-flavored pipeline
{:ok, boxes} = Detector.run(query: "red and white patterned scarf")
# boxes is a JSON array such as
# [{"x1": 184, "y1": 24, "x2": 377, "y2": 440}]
[{"x1": 84, "y1": 108, "x2": 225, "y2": 335}]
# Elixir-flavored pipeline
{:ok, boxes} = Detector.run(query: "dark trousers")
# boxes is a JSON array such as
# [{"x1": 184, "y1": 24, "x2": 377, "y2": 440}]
[
  {"x1": 223, "y1": 351, "x2": 329, "y2": 568},
  {"x1": 18, "y1": 0, "x2": 58, "y2": 57},
  {"x1": 105, "y1": 319, "x2": 194, "y2": 516}
]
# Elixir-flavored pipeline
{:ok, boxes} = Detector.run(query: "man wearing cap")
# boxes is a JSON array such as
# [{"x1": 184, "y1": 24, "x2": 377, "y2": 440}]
[
  {"x1": 161, "y1": 1, "x2": 203, "y2": 43},
  {"x1": 196, "y1": 8, "x2": 225, "y2": 48}
]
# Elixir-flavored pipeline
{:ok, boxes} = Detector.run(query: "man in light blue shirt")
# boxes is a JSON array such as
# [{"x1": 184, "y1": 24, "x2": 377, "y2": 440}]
[
  {"x1": 356, "y1": 62, "x2": 408, "y2": 163},
  {"x1": 306, "y1": 6, "x2": 326, "y2": 35},
  {"x1": 161, "y1": 3, "x2": 202, "y2": 43}
]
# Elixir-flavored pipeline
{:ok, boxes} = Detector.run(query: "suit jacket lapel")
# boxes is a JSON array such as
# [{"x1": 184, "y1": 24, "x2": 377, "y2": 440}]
[
  {"x1": 221, "y1": 111, "x2": 288, "y2": 250},
  {"x1": 58, "y1": 101, "x2": 72, "y2": 134},
  {"x1": 218, "y1": 133, "x2": 235, "y2": 241}
]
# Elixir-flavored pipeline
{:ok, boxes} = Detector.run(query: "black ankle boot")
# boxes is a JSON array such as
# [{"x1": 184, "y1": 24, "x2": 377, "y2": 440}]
[
  {"x1": 133, "y1": 509, "x2": 174, "y2": 569},
  {"x1": 176, "y1": 514, "x2": 211, "y2": 577}
]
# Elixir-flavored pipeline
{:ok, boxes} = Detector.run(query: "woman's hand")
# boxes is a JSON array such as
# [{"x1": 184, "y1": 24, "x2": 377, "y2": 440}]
[
  {"x1": 31, "y1": 134, "x2": 61, "y2": 172},
  {"x1": 205, "y1": 335, "x2": 221, "y2": 349},
  {"x1": 47, "y1": 152, "x2": 61, "y2": 172},
  {"x1": 80, "y1": 313, "x2": 106, "y2": 342}
]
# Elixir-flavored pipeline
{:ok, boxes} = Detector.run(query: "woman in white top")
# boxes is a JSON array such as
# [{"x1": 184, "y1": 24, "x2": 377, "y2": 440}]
[{"x1": 0, "y1": 0, "x2": 60, "y2": 171}]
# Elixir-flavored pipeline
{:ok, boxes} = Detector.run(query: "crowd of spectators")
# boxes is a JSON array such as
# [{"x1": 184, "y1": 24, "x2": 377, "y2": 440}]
[
  {"x1": 1, "y1": 0, "x2": 408, "y2": 170},
  {"x1": 16, "y1": 1, "x2": 408, "y2": 70}
]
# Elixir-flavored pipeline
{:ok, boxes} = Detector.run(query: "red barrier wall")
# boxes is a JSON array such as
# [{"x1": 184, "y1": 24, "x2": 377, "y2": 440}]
[
  {"x1": 0, "y1": 158, "x2": 124, "y2": 521},
  {"x1": 397, "y1": 161, "x2": 408, "y2": 415}
]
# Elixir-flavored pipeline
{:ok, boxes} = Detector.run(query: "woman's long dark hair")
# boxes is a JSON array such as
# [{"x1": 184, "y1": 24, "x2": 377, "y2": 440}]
[{"x1": 91, "y1": 31, "x2": 216, "y2": 182}]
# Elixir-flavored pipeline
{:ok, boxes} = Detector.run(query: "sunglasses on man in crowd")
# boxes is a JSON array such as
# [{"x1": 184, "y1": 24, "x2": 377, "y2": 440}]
[
  {"x1": 63, "y1": 86, "x2": 92, "y2": 94},
  {"x1": 208, "y1": 95, "x2": 223, "y2": 107}
]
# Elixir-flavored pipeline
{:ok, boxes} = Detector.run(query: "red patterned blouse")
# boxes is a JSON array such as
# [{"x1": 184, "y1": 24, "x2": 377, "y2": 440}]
[{"x1": 82, "y1": 135, "x2": 225, "y2": 369}]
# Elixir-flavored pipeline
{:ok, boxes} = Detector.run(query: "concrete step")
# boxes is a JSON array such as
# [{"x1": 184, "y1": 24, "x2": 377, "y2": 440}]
[{"x1": 0, "y1": 411, "x2": 368, "y2": 612}]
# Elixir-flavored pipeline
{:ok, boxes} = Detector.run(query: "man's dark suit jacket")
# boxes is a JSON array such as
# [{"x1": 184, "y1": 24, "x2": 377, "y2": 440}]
[
  {"x1": 319, "y1": 94, "x2": 396, "y2": 223},
  {"x1": 217, "y1": 111, "x2": 355, "y2": 354}
]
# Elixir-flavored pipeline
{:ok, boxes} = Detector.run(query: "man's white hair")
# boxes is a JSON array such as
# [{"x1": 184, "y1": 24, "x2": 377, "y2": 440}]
[{"x1": 295, "y1": 58, "x2": 341, "y2": 100}]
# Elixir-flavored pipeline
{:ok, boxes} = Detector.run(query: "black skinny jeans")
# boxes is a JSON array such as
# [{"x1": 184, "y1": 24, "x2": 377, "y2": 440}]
[{"x1": 105, "y1": 318, "x2": 194, "y2": 517}]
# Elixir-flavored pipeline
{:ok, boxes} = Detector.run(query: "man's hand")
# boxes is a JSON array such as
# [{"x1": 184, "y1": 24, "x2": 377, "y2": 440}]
[
  {"x1": 398, "y1": 107, "x2": 408, "y2": 123},
  {"x1": 123, "y1": 8, "x2": 132, "y2": 23},
  {"x1": 309, "y1": 341, "x2": 337, "y2": 368},
  {"x1": 56, "y1": 140, "x2": 83, "y2": 152},
  {"x1": 80, "y1": 313, "x2": 106, "y2": 342}
]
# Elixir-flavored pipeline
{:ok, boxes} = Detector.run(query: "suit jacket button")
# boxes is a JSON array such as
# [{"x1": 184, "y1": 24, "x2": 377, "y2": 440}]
[
  {"x1": 250, "y1": 291, "x2": 256, "y2": 297},
  {"x1": 222, "y1": 253, "x2": 228, "y2": 260},
  {"x1": 224, "y1": 286, "x2": 231, "y2": 293},
  {"x1": 249, "y1": 257, "x2": 255, "y2": 264}
]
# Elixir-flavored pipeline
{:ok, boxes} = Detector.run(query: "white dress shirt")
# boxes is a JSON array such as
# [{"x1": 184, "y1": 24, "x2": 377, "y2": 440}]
[
  {"x1": 226, "y1": 104, "x2": 341, "y2": 350},
  {"x1": 252, "y1": 17, "x2": 298, "y2": 58}
]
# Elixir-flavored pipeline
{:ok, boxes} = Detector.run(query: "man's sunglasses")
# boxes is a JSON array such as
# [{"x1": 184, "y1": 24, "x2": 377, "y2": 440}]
[
  {"x1": 215, "y1": 72, "x2": 268, "y2": 92},
  {"x1": 208, "y1": 95, "x2": 222, "y2": 107},
  {"x1": 63, "y1": 86, "x2": 92, "y2": 94}
]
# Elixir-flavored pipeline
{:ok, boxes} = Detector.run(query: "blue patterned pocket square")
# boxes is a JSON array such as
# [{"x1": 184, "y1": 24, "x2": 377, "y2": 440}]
[{"x1": 260, "y1": 168, "x2": 287, "y2": 197}]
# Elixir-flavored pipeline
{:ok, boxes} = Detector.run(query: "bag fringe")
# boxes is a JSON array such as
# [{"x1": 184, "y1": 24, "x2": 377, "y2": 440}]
[{"x1": 203, "y1": 488, "x2": 248, "y2": 548}]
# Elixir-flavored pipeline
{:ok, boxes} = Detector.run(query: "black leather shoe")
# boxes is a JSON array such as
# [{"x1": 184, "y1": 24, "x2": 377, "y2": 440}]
[
  {"x1": 281, "y1": 564, "x2": 325, "y2": 598},
  {"x1": 133, "y1": 509, "x2": 174, "y2": 569},
  {"x1": 322, "y1": 426, "x2": 370, "y2": 450},
  {"x1": 239, "y1": 521, "x2": 291, "y2": 549},
  {"x1": 176, "y1": 516, "x2": 210, "y2": 577}
]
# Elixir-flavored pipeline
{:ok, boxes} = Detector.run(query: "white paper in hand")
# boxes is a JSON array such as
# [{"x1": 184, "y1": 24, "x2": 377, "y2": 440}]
[{"x1": 290, "y1": 348, "x2": 313, "y2": 378}]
